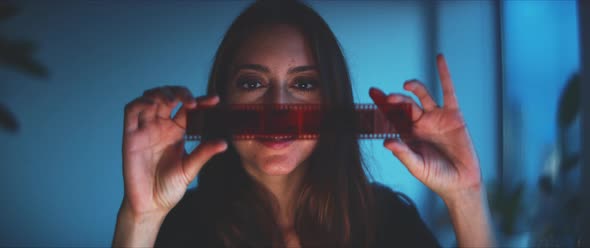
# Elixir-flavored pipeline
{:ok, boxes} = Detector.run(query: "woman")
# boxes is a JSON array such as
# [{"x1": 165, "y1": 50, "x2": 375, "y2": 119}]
[{"x1": 113, "y1": 1, "x2": 495, "y2": 247}]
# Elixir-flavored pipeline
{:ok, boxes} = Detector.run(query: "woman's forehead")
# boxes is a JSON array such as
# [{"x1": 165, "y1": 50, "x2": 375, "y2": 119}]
[{"x1": 233, "y1": 24, "x2": 316, "y2": 70}]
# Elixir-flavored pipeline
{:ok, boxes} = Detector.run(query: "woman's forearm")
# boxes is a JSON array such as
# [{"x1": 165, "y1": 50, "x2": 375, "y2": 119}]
[
  {"x1": 112, "y1": 202, "x2": 167, "y2": 247},
  {"x1": 443, "y1": 184, "x2": 496, "y2": 247}
]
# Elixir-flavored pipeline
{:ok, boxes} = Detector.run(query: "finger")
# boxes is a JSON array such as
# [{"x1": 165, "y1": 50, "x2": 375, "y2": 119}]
[
  {"x1": 195, "y1": 94, "x2": 221, "y2": 107},
  {"x1": 369, "y1": 87, "x2": 388, "y2": 106},
  {"x1": 182, "y1": 139, "x2": 227, "y2": 182},
  {"x1": 168, "y1": 86, "x2": 197, "y2": 109},
  {"x1": 143, "y1": 87, "x2": 170, "y2": 102},
  {"x1": 143, "y1": 87, "x2": 173, "y2": 117},
  {"x1": 155, "y1": 86, "x2": 182, "y2": 119},
  {"x1": 385, "y1": 93, "x2": 423, "y2": 122},
  {"x1": 403, "y1": 79, "x2": 437, "y2": 111},
  {"x1": 436, "y1": 54, "x2": 458, "y2": 109},
  {"x1": 384, "y1": 138, "x2": 424, "y2": 178},
  {"x1": 144, "y1": 86, "x2": 195, "y2": 120},
  {"x1": 173, "y1": 95, "x2": 219, "y2": 129},
  {"x1": 370, "y1": 88, "x2": 414, "y2": 134},
  {"x1": 138, "y1": 101, "x2": 158, "y2": 129},
  {"x1": 124, "y1": 96, "x2": 155, "y2": 132},
  {"x1": 167, "y1": 86, "x2": 197, "y2": 121}
]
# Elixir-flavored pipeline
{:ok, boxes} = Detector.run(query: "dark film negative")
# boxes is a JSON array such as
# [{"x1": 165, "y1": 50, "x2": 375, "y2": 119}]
[{"x1": 184, "y1": 103, "x2": 412, "y2": 141}]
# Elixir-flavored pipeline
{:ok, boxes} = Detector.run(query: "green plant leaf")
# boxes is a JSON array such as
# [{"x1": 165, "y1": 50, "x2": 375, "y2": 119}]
[
  {"x1": 0, "y1": 2, "x2": 19, "y2": 21},
  {"x1": 0, "y1": 103, "x2": 19, "y2": 132},
  {"x1": 557, "y1": 74, "x2": 580, "y2": 128},
  {"x1": 0, "y1": 38, "x2": 49, "y2": 78}
]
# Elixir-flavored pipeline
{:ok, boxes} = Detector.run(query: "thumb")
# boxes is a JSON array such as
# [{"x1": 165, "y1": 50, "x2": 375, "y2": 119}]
[
  {"x1": 384, "y1": 138, "x2": 423, "y2": 177},
  {"x1": 182, "y1": 139, "x2": 227, "y2": 182}
]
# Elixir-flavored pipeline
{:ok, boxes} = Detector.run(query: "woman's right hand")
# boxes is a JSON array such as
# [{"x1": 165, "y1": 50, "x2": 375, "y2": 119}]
[{"x1": 120, "y1": 86, "x2": 227, "y2": 218}]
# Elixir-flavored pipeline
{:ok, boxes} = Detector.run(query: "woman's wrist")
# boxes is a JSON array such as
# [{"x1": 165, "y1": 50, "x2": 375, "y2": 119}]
[
  {"x1": 441, "y1": 183, "x2": 496, "y2": 247},
  {"x1": 118, "y1": 203, "x2": 168, "y2": 226},
  {"x1": 119, "y1": 197, "x2": 170, "y2": 222},
  {"x1": 441, "y1": 181, "x2": 484, "y2": 207},
  {"x1": 112, "y1": 200, "x2": 168, "y2": 247}
]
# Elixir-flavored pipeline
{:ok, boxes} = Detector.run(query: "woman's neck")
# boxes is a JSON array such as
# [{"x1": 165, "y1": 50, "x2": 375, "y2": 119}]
[
  {"x1": 264, "y1": 172, "x2": 304, "y2": 248},
  {"x1": 243, "y1": 162, "x2": 308, "y2": 229}
]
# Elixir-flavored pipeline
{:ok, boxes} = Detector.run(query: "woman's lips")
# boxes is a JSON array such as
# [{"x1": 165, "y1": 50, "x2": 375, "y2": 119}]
[{"x1": 256, "y1": 136, "x2": 295, "y2": 149}]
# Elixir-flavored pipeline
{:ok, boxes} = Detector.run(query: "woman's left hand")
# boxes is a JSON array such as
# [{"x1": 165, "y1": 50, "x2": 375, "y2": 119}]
[{"x1": 369, "y1": 54, "x2": 482, "y2": 201}]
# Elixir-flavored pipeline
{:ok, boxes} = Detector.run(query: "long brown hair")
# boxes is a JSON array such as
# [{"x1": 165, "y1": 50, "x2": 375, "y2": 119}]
[{"x1": 197, "y1": 1, "x2": 375, "y2": 247}]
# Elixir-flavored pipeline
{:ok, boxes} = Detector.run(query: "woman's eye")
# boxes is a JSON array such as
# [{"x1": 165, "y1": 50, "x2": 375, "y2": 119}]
[
  {"x1": 237, "y1": 78, "x2": 263, "y2": 90},
  {"x1": 293, "y1": 79, "x2": 318, "y2": 91}
]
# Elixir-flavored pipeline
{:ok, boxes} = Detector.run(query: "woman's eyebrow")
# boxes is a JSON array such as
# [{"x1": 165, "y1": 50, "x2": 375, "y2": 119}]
[
  {"x1": 234, "y1": 64, "x2": 270, "y2": 73},
  {"x1": 232, "y1": 64, "x2": 318, "y2": 74},
  {"x1": 288, "y1": 65, "x2": 318, "y2": 74}
]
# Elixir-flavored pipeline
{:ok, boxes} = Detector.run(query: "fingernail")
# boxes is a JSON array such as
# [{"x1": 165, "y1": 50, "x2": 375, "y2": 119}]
[
  {"x1": 217, "y1": 140, "x2": 228, "y2": 150},
  {"x1": 186, "y1": 96, "x2": 196, "y2": 103},
  {"x1": 383, "y1": 138, "x2": 395, "y2": 148},
  {"x1": 403, "y1": 82, "x2": 415, "y2": 91},
  {"x1": 369, "y1": 87, "x2": 381, "y2": 97},
  {"x1": 386, "y1": 95, "x2": 400, "y2": 103},
  {"x1": 384, "y1": 138, "x2": 401, "y2": 148}
]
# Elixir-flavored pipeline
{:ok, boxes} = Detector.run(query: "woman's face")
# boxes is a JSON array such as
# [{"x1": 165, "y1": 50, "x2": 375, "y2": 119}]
[{"x1": 225, "y1": 24, "x2": 320, "y2": 176}]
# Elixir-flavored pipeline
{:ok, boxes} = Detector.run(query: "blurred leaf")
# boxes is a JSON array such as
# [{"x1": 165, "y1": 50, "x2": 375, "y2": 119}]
[
  {"x1": 0, "y1": 103, "x2": 19, "y2": 132},
  {"x1": 565, "y1": 196, "x2": 581, "y2": 215},
  {"x1": 561, "y1": 154, "x2": 580, "y2": 171},
  {"x1": 0, "y1": 1, "x2": 19, "y2": 21},
  {"x1": 557, "y1": 74, "x2": 579, "y2": 128},
  {"x1": 489, "y1": 182, "x2": 525, "y2": 235},
  {"x1": 538, "y1": 176, "x2": 552, "y2": 194},
  {"x1": 0, "y1": 37, "x2": 49, "y2": 78},
  {"x1": 0, "y1": 2, "x2": 49, "y2": 135}
]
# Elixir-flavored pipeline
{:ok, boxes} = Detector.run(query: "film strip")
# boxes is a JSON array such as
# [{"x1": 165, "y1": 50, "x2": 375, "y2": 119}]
[{"x1": 184, "y1": 103, "x2": 412, "y2": 140}]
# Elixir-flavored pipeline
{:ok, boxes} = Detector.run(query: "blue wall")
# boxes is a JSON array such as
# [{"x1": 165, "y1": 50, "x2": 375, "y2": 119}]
[{"x1": 0, "y1": 1, "x2": 503, "y2": 246}]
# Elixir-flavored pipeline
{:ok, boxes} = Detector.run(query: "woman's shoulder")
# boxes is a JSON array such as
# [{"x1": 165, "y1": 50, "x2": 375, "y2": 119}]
[
  {"x1": 370, "y1": 182, "x2": 441, "y2": 247},
  {"x1": 163, "y1": 187, "x2": 205, "y2": 221},
  {"x1": 371, "y1": 182, "x2": 417, "y2": 211},
  {"x1": 155, "y1": 187, "x2": 212, "y2": 247},
  {"x1": 156, "y1": 183, "x2": 440, "y2": 247},
  {"x1": 370, "y1": 182, "x2": 422, "y2": 227}
]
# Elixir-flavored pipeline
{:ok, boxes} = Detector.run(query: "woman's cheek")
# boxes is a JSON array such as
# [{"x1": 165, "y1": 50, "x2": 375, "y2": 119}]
[
  {"x1": 231, "y1": 140, "x2": 253, "y2": 153},
  {"x1": 294, "y1": 140, "x2": 318, "y2": 160}
]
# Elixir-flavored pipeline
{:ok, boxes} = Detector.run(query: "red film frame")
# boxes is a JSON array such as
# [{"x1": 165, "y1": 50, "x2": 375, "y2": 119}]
[{"x1": 184, "y1": 103, "x2": 412, "y2": 141}]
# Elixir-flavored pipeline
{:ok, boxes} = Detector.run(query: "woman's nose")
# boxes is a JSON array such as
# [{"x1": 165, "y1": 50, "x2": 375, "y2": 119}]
[{"x1": 263, "y1": 84, "x2": 291, "y2": 104}]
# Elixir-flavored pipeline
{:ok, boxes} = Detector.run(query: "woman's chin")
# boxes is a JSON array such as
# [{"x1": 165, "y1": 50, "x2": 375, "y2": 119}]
[{"x1": 259, "y1": 155, "x2": 299, "y2": 176}]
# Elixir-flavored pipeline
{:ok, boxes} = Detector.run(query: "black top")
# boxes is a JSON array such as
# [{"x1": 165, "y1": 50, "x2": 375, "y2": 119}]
[{"x1": 155, "y1": 183, "x2": 440, "y2": 247}]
